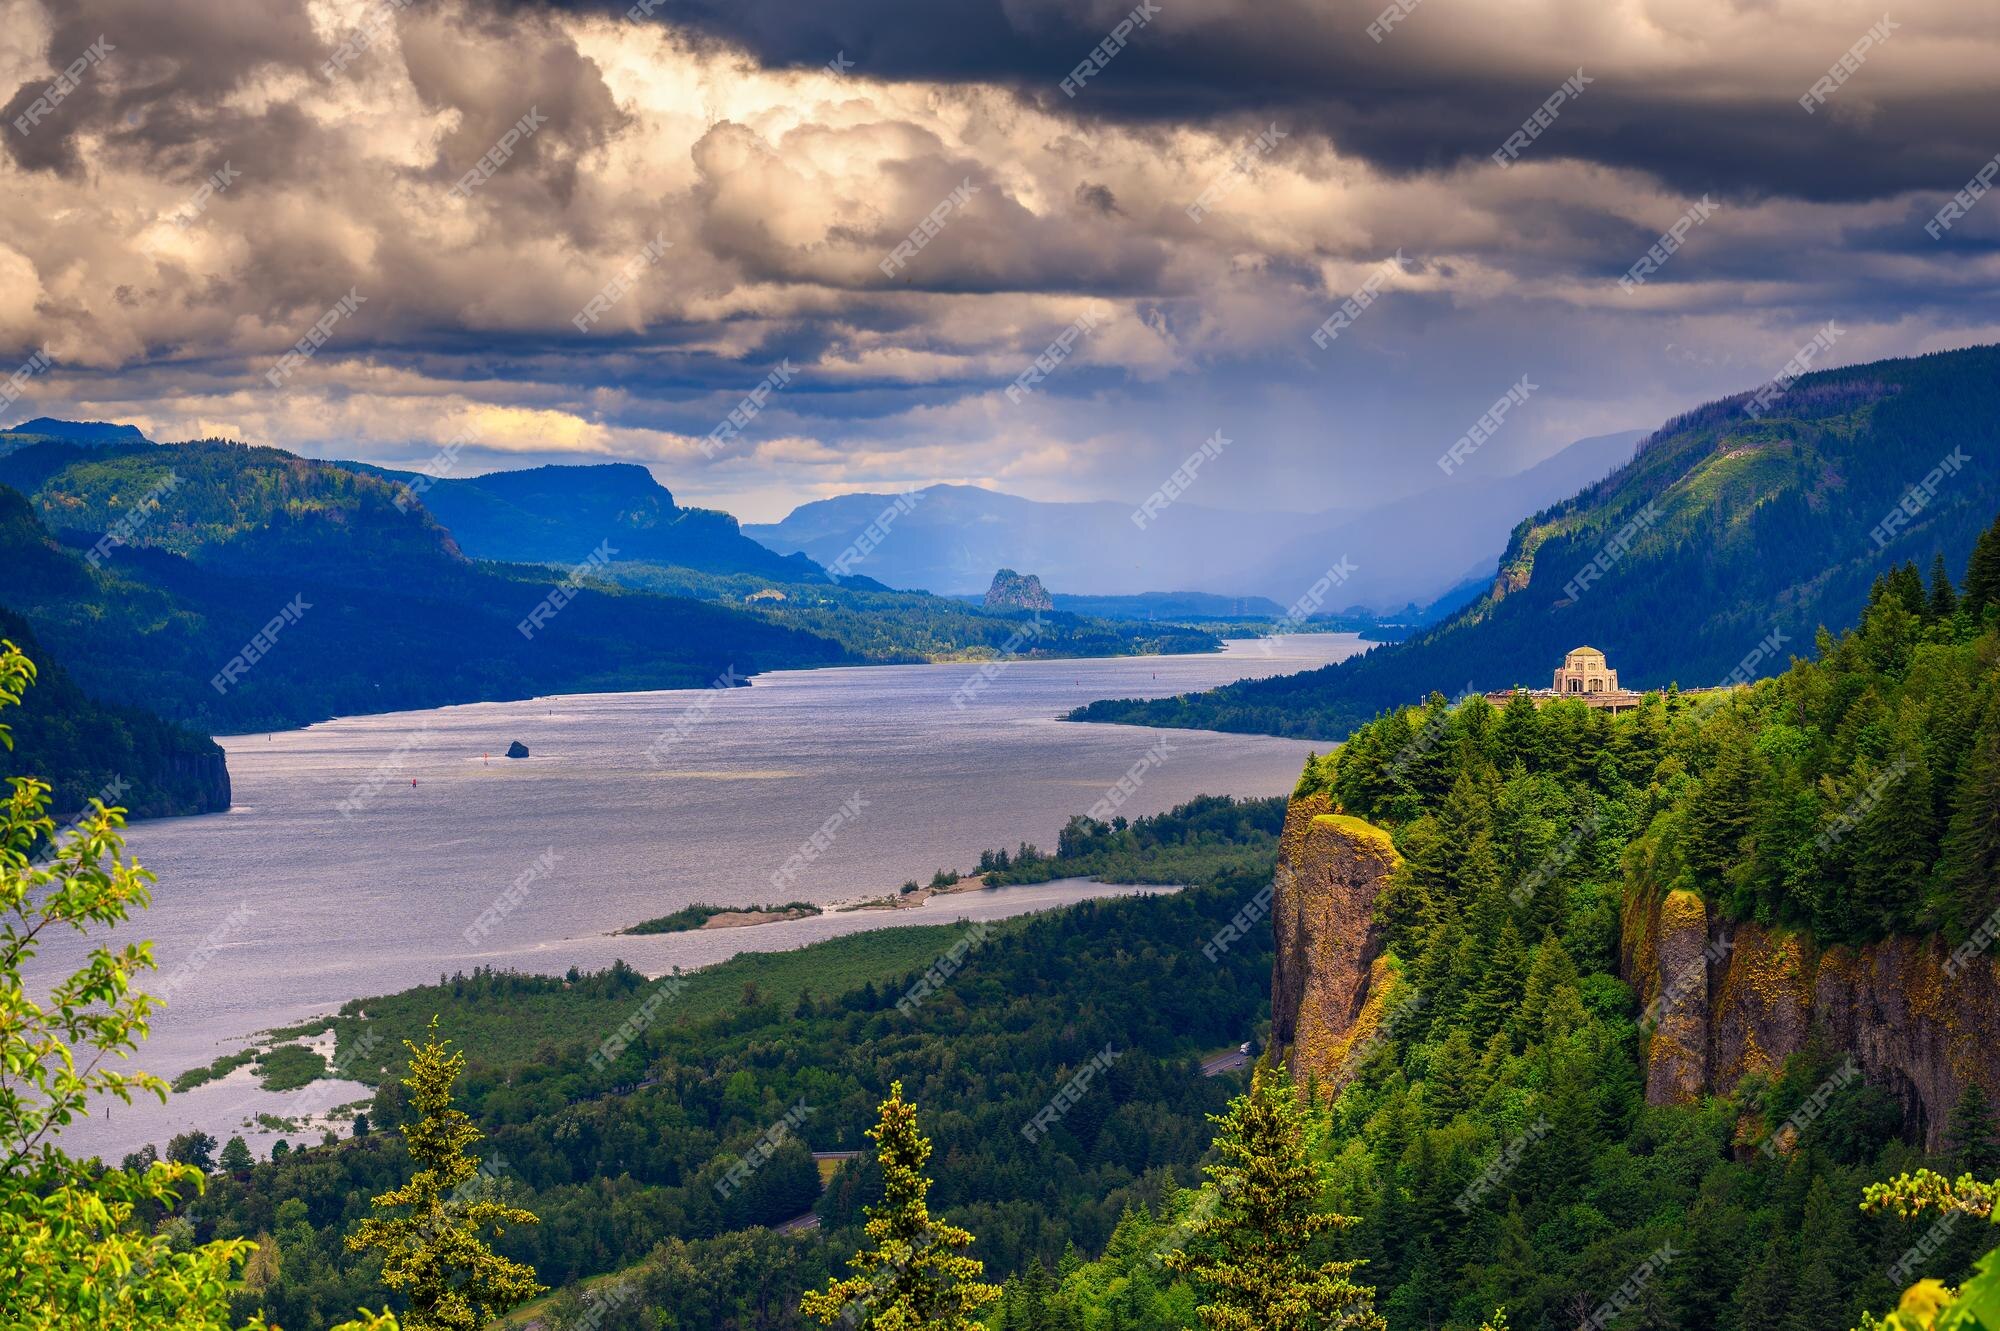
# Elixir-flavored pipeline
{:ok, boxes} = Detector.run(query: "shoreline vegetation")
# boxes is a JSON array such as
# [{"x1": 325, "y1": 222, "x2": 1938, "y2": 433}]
[
  {"x1": 618, "y1": 900, "x2": 823, "y2": 934},
  {"x1": 167, "y1": 795, "x2": 1283, "y2": 1104}
]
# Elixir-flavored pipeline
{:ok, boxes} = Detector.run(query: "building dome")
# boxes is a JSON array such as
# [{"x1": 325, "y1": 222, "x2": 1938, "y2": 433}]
[{"x1": 1555, "y1": 646, "x2": 1618, "y2": 694}]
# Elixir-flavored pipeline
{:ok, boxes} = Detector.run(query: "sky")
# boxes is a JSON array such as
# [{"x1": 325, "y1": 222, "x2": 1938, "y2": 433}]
[{"x1": 1, "y1": 0, "x2": 1995, "y2": 522}]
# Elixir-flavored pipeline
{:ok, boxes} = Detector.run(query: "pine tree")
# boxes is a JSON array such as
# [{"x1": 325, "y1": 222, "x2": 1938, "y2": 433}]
[
  {"x1": 346, "y1": 1019, "x2": 544, "y2": 1330},
  {"x1": 1735, "y1": 1231, "x2": 1792, "y2": 1331},
  {"x1": 1164, "y1": 1066, "x2": 1386, "y2": 1331},
  {"x1": 1786, "y1": 1177, "x2": 1859, "y2": 1331},
  {"x1": 802, "y1": 1081, "x2": 1000, "y2": 1329},
  {"x1": 1963, "y1": 515, "x2": 2000, "y2": 623},
  {"x1": 1848, "y1": 735, "x2": 1935, "y2": 939},
  {"x1": 1947, "y1": 1083, "x2": 2000, "y2": 1178},
  {"x1": 1940, "y1": 692, "x2": 2000, "y2": 935},
  {"x1": 219, "y1": 1136, "x2": 254, "y2": 1173},
  {"x1": 1928, "y1": 554, "x2": 1959, "y2": 622}
]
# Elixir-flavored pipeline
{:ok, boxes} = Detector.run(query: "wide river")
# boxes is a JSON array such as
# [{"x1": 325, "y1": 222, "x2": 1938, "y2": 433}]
[{"x1": 44, "y1": 633, "x2": 1366, "y2": 1158}]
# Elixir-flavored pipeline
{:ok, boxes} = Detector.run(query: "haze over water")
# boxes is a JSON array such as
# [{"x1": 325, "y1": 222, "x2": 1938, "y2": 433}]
[{"x1": 43, "y1": 634, "x2": 1365, "y2": 1157}]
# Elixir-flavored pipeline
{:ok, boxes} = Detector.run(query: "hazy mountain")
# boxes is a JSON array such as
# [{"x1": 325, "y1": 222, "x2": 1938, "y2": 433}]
[
  {"x1": 1074, "y1": 344, "x2": 2000, "y2": 739},
  {"x1": 746, "y1": 433, "x2": 1641, "y2": 607},
  {"x1": 1251, "y1": 429, "x2": 1646, "y2": 609},
  {"x1": 746, "y1": 483, "x2": 1330, "y2": 598},
  {"x1": 343, "y1": 461, "x2": 824, "y2": 582}
]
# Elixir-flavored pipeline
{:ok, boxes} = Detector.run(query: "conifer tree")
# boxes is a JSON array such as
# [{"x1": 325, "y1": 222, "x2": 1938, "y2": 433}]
[
  {"x1": 802, "y1": 1081, "x2": 1000, "y2": 1329},
  {"x1": 1947, "y1": 1083, "x2": 2000, "y2": 1178},
  {"x1": 1939, "y1": 693, "x2": 2000, "y2": 934},
  {"x1": 1963, "y1": 515, "x2": 2000, "y2": 623},
  {"x1": 346, "y1": 1020, "x2": 544, "y2": 1330},
  {"x1": 1929, "y1": 554, "x2": 1959, "y2": 622},
  {"x1": 1164, "y1": 1066, "x2": 1385, "y2": 1331}
]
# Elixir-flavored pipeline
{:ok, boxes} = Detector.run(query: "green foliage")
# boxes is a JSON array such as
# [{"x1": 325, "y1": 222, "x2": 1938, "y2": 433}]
[
  {"x1": 0, "y1": 641, "x2": 263, "y2": 1329},
  {"x1": 801, "y1": 1081, "x2": 1000, "y2": 1328},
  {"x1": 176, "y1": 855, "x2": 1278, "y2": 1328},
  {"x1": 619, "y1": 900, "x2": 822, "y2": 934},
  {"x1": 346, "y1": 1020, "x2": 545, "y2": 1330},
  {"x1": 1299, "y1": 534, "x2": 2000, "y2": 947},
  {"x1": 1162, "y1": 1066, "x2": 1385, "y2": 1331},
  {"x1": 1060, "y1": 569, "x2": 2000, "y2": 1330},
  {"x1": 978, "y1": 794, "x2": 1287, "y2": 886}
]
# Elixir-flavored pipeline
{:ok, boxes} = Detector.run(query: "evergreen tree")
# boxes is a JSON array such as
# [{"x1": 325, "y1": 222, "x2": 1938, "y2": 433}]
[
  {"x1": 802, "y1": 1081, "x2": 1000, "y2": 1329},
  {"x1": 1947, "y1": 1083, "x2": 2000, "y2": 1178},
  {"x1": 1735, "y1": 1231, "x2": 1792, "y2": 1331},
  {"x1": 1928, "y1": 554, "x2": 1959, "y2": 622},
  {"x1": 220, "y1": 1136, "x2": 255, "y2": 1173},
  {"x1": 1164, "y1": 1066, "x2": 1386, "y2": 1331},
  {"x1": 1964, "y1": 515, "x2": 2000, "y2": 622},
  {"x1": 1939, "y1": 693, "x2": 2000, "y2": 935},
  {"x1": 1848, "y1": 736, "x2": 1935, "y2": 939},
  {"x1": 346, "y1": 1020, "x2": 544, "y2": 1330}
]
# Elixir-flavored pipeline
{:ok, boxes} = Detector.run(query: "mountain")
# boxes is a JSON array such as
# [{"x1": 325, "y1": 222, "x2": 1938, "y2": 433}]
[
  {"x1": 745, "y1": 434, "x2": 1639, "y2": 606},
  {"x1": 0, "y1": 439, "x2": 854, "y2": 736},
  {"x1": 1049, "y1": 590, "x2": 1286, "y2": 620},
  {"x1": 341, "y1": 461, "x2": 823, "y2": 582},
  {"x1": 0, "y1": 418, "x2": 150, "y2": 451},
  {"x1": 1073, "y1": 344, "x2": 2000, "y2": 739},
  {"x1": 1248, "y1": 428, "x2": 1645, "y2": 609},
  {"x1": 746, "y1": 483, "x2": 1333, "y2": 598}
]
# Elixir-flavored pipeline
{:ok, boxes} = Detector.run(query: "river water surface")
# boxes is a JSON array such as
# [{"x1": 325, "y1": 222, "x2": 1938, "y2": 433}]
[{"x1": 42, "y1": 633, "x2": 1366, "y2": 1157}]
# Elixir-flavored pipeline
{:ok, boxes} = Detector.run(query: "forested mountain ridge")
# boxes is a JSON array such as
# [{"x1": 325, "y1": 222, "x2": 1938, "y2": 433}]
[
  {"x1": 1041, "y1": 535, "x2": 2000, "y2": 1330},
  {"x1": 0, "y1": 439, "x2": 856, "y2": 736},
  {"x1": 1073, "y1": 343, "x2": 2000, "y2": 740},
  {"x1": 338, "y1": 460, "x2": 823, "y2": 582}
]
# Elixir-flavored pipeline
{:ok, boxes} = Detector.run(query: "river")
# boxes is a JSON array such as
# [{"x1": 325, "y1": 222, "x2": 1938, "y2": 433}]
[{"x1": 40, "y1": 633, "x2": 1367, "y2": 1158}]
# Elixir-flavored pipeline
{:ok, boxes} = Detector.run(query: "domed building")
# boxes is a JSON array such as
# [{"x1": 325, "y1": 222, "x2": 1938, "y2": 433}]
[{"x1": 1553, "y1": 646, "x2": 1618, "y2": 695}]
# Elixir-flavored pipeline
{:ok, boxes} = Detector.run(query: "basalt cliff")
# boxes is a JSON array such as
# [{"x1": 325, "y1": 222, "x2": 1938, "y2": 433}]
[
  {"x1": 1273, "y1": 794, "x2": 2000, "y2": 1148},
  {"x1": 1623, "y1": 887, "x2": 2000, "y2": 1150},
  {"x1": 1270, "y1": 792, "x2": 1402, "y2": 1095}
]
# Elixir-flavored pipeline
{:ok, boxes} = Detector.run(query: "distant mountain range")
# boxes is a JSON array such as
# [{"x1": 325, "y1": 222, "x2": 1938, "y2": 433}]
[
  {"x1": 1074, "y1": 344, "x2": 2000, "y2": 739},
  {"x1": 339, "y1": 461, "x2": 822, "y2": 582},
  {"x1": 0, "y1": 438, "x2": 852, "y2": 745},
  {"x1": 744, "y1": 431, "x2": 1643, "y2": 608},
  {"x1": 0, "y1": 433, "x2": 1221, "y2": 816}
]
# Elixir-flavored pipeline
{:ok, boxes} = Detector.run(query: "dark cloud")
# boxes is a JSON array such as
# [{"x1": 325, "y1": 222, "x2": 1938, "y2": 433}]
[{"x1": 522, "y1": 0, "x2": 1999, "y2": 204}]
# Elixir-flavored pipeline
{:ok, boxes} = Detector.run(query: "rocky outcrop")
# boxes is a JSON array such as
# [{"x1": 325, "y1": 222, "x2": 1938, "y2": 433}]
[
  {"x1": 983, "y1": 568, "x2": 1054, "y2": 612},
  {"x1": 1271, "y1": 793, "x2": 1402, "y2": 1096},
  {"x1": 1623, "y1": 890, "x2": 2000, "y2": 1148}
]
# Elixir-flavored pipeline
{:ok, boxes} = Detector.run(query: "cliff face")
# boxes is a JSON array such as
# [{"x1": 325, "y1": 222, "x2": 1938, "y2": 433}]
[
  {"x1": 1623, "y1": 890, "x2": 2000, "y2": 1148},
  {"x1": 1270, "y1": 793, "x2": 1401, "y2": 1095},
  {"x1": 1269, "y1": 788, "x2": 2000, "y2": 1145}
]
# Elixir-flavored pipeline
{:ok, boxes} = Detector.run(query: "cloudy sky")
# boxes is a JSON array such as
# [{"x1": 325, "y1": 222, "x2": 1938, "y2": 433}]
[{"x1": 2, "y1": 0, "x2": 1995, "y2": 520}]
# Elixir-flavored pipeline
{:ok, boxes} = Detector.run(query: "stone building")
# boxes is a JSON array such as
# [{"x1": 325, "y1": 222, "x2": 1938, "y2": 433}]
[{"x1": 1553, "y1": 645, "x2": 1618, "y2": 695}]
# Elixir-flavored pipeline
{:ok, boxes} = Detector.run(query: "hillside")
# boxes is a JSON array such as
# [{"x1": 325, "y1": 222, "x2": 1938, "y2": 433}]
[
  {"x1": 1074, "y1": 345, "x2": 2000, "y2": 739},
  {"x1": 0, "y1": 603, "x2": 229, "y2": 820},
  {"x1": 343, "y1": 461, "x2": 823, "y2": 582},
  {"x1": 0, "y1": 440, "x2": 855, "y2": 735}
]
